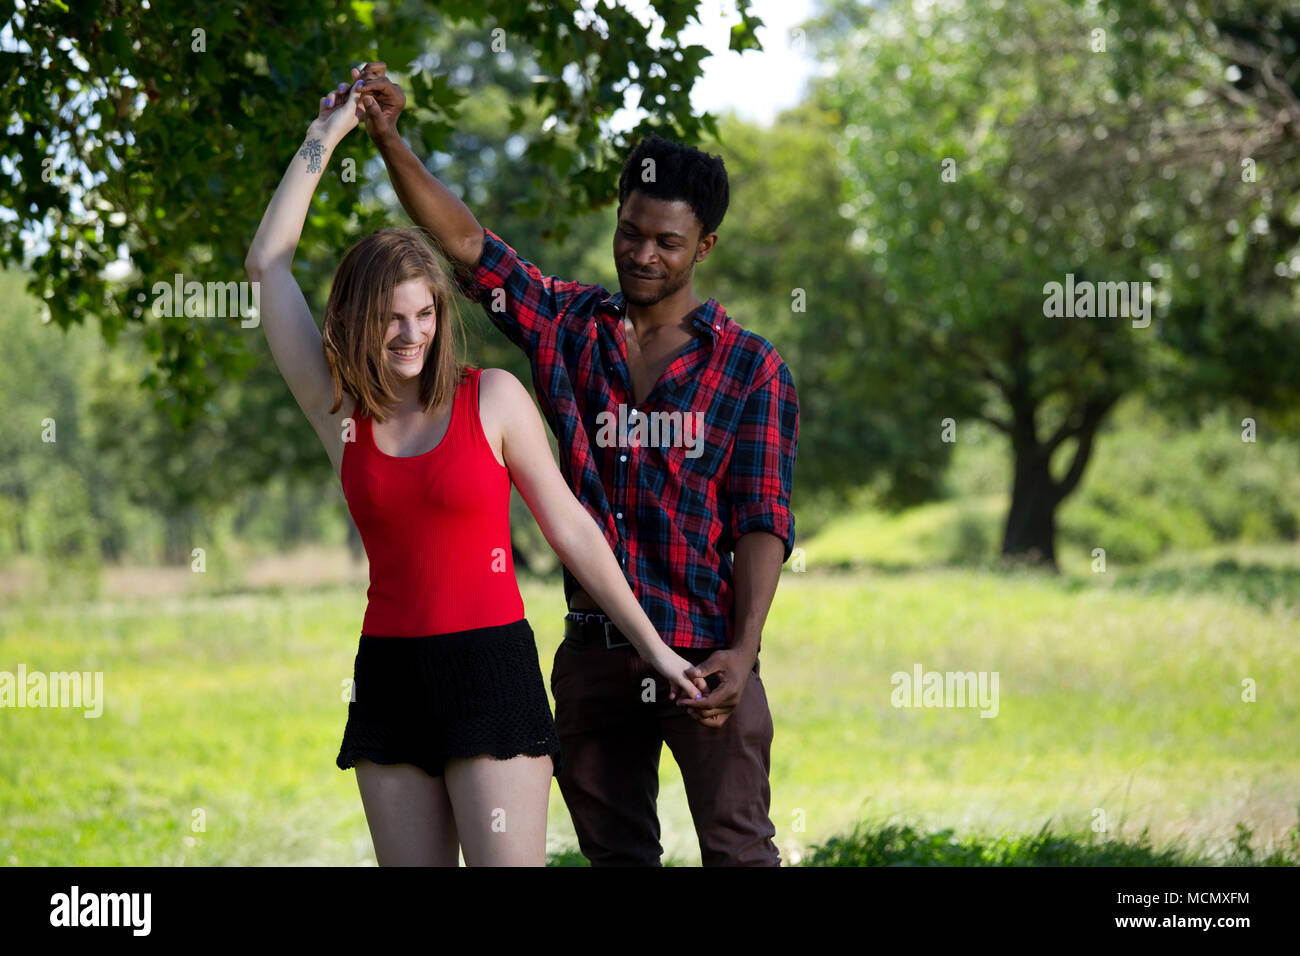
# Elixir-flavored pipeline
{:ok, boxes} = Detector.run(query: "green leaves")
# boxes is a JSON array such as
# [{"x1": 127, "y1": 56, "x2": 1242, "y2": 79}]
[
  {"x1": 728, "y1": 3, "x2": 765, "y2": 54},
  {"x1": 408, "y1": 68, "x2": 465, "y2": 116},
  {"x1": 3, "y1": 0, "x2": 732, "y2": 429},
  {"x1": 807, "y1": 0, "x2": 1300, "y2": 555},
  {"x1": 350, "y1": 0, "x2": 376, "y2": 29}
]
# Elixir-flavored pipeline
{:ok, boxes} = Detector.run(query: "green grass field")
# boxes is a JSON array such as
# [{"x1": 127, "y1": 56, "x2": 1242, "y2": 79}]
[{"x1": 1, "y1": 540, "x2": 1297, "y2": 866}]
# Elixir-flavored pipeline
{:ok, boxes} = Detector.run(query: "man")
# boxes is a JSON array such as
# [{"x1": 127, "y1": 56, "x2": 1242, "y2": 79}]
[{"x1": 346, "y1": 62, "x2": 798, "y2": 866}]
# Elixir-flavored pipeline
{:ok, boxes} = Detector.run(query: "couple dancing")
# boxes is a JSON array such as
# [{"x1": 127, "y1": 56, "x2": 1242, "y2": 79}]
[{"x1": 244, "y1": 62, "x2": 799, "y2": 866}]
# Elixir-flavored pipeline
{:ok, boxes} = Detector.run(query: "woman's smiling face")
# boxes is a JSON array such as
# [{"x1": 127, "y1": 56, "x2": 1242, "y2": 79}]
[{"x1": 383, "y1": 278, "x2": 437, "y2": 379}]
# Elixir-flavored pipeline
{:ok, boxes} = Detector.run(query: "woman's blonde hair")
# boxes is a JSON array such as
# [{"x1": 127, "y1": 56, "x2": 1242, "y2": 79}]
[{"x1": 321, "y1": 227, "x2": 467, "y2": 423}]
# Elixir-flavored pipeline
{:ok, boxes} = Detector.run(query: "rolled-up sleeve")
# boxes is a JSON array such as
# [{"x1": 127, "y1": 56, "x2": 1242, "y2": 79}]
[
  {"x1": 726, "y1": 358, "x2": 799, "y2": 561},
  {"x1": 452, "y1": 228, "x2": 591, "y2": 357}
]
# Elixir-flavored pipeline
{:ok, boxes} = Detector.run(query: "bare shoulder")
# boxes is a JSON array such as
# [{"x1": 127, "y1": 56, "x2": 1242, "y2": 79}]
[
  {"x1": 477, "y1": 366, "x2": 531, "y2": 414},
  {"x1": 475, "y1": 367, "x2": 534, "y2": 466}
]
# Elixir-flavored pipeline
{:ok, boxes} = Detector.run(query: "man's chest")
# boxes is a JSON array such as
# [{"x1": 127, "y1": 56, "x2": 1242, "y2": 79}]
[
  {"x1": 563, "y1": 342, "x2": 742, "y2": 480},
  {"x1": 537, "y1": 307, "x2": 756, "y2": 475},
  {"x1": 623, "y1": 325, "x2": 697, "y2": 406}
]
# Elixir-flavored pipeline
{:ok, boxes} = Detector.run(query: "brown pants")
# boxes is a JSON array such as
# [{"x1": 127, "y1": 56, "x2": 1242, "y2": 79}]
[{"x1": 549, "y1": 628, "x2": 781, "y2": 866}]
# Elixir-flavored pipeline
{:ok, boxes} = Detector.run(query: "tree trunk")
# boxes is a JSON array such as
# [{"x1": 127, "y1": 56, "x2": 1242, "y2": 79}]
[
  {"x1": 1002, "y1": 450, "x2": 1059, "y2": 569},
  {"x1": 999, "y1": 386, "x2": 1117, "y2": 572}
]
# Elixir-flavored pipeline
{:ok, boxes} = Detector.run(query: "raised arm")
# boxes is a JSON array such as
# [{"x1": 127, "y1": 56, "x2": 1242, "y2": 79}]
[
  {"x1": 351, "y1": 62, "x2": 589, "y2": 356},
  {"x1": 244, "y1": 80, "x2": 364, "y2": 477},
  {"x1": 349, "y1": 63, "x2": 486, "y2": 270}
]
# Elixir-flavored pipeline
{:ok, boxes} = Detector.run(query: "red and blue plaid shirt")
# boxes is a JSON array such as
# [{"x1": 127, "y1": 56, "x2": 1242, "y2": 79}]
[{"x1": 454, "y1": 228, "x2": 799, "y2": 650}]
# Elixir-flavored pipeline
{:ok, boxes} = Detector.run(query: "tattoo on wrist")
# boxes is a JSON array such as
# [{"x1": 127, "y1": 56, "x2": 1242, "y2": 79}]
[{"x1": 299, "y1": 138, "x2": 324, "y2": 174}]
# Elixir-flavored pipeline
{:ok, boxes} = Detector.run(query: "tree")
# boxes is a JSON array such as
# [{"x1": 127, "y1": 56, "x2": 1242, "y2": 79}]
[
  {"x1": 1, "y1": 1, "x2": 773, "y2": 565},
  {"x1": 0, "y1": 0, "x2": 763, "y2": 429},
  {"x1": 810, "y1": 0, "x2": 1300, "y2": 568},
  {"x1": 1095, "y1": 0, "x2": 1300, "y2": 422},
  {"x1": 702, "y1": 106, "x2": 959, "y2": 507}
]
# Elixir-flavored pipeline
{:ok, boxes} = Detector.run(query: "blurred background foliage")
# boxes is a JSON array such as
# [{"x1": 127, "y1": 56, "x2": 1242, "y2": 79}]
[{"x1": 0, "y1": 0, "x2": 1297, "y2": 580}]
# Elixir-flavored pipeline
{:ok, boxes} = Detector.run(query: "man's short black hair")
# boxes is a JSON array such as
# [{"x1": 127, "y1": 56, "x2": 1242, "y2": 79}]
[{"x1": 617, "y1": 133, "x2": 729, "y2": 239}]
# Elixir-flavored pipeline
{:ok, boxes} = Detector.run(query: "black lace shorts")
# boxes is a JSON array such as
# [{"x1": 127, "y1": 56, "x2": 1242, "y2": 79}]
[{"x1": 336, "y1": 618, "x2": 561, "y2": 779}]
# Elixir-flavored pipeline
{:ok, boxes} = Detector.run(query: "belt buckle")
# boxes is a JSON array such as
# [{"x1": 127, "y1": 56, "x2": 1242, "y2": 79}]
[{"x1": 603, "y1": 620, "x2": 631, "y2": 649}]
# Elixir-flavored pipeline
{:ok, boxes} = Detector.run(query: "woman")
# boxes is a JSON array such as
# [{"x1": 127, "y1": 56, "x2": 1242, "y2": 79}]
[{"x1": 244, "y1": 78, "x2": 707, "y2": 866}]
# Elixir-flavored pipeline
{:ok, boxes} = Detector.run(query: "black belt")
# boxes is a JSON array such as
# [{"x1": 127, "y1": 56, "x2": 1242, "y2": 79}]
[{"x1": 564, "y1": 610, "x2": 633, "y2": 649}]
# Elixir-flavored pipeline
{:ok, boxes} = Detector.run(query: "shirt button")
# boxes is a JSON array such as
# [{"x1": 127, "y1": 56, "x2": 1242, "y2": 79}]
[
  {"x1": 616, "y1": 512, "x2": 623, "y2": 520},
  {"x1": 620, "y1": 454, "x2": 627, "y2": 462},
  {"x1": 714, "y1": 325, "x2": 720, "y2": 331}
]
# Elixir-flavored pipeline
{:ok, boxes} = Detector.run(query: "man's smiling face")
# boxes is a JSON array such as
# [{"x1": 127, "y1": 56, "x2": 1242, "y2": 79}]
[{"x1": 613, "y1": 191, "x2": 706, "y2": 308}]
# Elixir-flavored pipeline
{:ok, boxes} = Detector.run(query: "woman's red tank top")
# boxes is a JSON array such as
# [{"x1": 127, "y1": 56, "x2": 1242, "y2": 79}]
[{"x1": 340, "y1": 366, "x2": 524, "y2": 636}]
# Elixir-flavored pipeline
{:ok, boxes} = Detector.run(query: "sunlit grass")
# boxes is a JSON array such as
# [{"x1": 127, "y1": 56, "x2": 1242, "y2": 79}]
[{"x1": 1, "y1": 546, "x2": 1296, "y2": 866}]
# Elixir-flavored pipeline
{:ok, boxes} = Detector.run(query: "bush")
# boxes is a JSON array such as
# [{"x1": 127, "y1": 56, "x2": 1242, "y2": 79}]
[
  {"x1": 1057, "y1": 405, "x2": 1300, "y2": 563},
  {"x1": 799, "y1": 815, "x2": 1300, "y2": 866},
  {"x1": 943, "y1": 505, "x2": 999, "y2": 566}
]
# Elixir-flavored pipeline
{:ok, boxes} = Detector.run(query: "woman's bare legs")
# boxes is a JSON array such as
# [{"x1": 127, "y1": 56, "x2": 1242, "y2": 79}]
[
  {"x1": 354, "y1": 759, "x2": 459, "y2": 866},
  {"x1": 443, "y1": 754, "x2": 553, "y2": 866}
]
